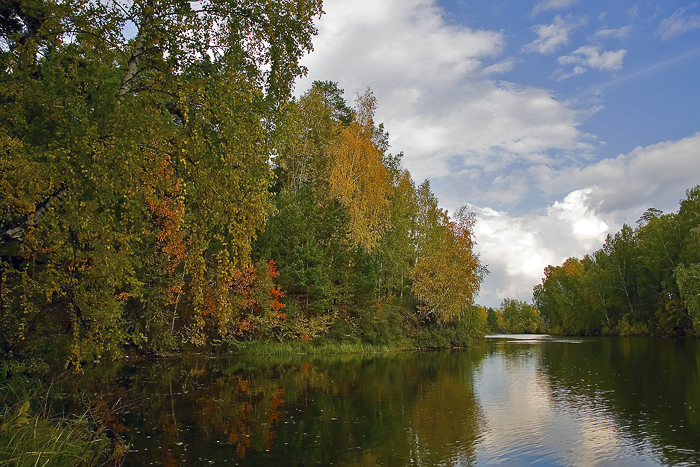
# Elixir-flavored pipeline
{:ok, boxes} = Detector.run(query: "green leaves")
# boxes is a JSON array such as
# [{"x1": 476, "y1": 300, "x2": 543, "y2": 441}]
[
  {"x1": 0, "y1": 0, "x2": 323, "y2": 365},
  {"x1": 535, "y1": 185, "x2": 700, "y2": 337}
]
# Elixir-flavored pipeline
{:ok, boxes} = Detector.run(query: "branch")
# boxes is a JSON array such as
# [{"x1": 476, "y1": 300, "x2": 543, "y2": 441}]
[{"x1": 1, "y1": 183, "x2": 69, "y2": 244}]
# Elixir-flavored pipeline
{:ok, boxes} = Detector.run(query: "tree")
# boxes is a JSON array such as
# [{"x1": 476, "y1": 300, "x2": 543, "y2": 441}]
[
  {"x1": 273, "y1": 82, "x2": 342, "y2": 193},
  {"x1": 533, "y1": 257, "x2": 599, "y2": 335},
  {"x1": 636, "y1": 212, "x2": 690, "y2": 334},
  {"x1": 499, "y1": 298, "x2": 543, "y2": 334},
  {"x1": 675, "y1": 188, "x2": 700, "y2": 333},
  {"x1": 0, "y1": 0, "x2": 323, "y2": 364},
  {"x1": 327, "y1": 89, "x2": 392, "y2": 251},
  {"x1": 411, "y1": 206, "x2": 486, "y2": 324},
  {"x1": 598, "y1": 225, "x2": 640, "y2": 321},
  {"x1": 377, "y1": 154, "x2": 419, "y2": 299}
]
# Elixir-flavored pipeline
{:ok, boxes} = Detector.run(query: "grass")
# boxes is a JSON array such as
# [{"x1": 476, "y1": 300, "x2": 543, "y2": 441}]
[
  {"x1": 224, "y1": 338, "x2": 412, "y2": 355},
  {"x1": 0, "y1": 369, "x2": 122, "y2": 467},
  {"x1": 0, "y1": 405, "x2": 114, "y2": 467}
]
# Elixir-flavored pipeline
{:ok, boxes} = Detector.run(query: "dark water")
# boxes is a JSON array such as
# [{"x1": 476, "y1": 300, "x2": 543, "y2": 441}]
[{"x1": 76, "y1": 336, "x2": 700, "y2": 466}]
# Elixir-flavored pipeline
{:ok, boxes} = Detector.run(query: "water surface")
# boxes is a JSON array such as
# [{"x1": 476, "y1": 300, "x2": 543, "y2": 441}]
[{"x1": 77, "y1": 336, "x2": 700, "y2": 466}]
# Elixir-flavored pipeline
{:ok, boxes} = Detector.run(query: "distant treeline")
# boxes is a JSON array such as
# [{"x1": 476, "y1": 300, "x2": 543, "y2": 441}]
[
  {"x1": 532, "y1": 187, "x2": 700, "y2": 336},
  {"x1": 485, "y1": 298, "x2": 546, "y2": 335},
  {"x1": 0, "y1": 1, "x2": 487, "y2": 369}
]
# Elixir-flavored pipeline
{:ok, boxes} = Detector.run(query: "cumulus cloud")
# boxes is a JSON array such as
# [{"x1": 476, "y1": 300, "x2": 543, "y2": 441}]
[
  {"x1": 522, "y1": 15, "x2": 585, "y2": 54},
  {"x1": 541, "y1": 132, "x2": 700, "y2": 216},
  {"x1": 657, "y1": 5, "x2": 700, "y2": 40},
  {"x1": 297, "y1": 0, "x2": 594, "y2": 182},
  {"x1": 553, "y1": 45, "x2": 626, "y2": 80},
  {"x1": 473, "y1": 133, "x2": 700, "y2": 307},
  {"x1": 548, "y1": 188, "x2": 609, "y2": 238},
  {"x1": 532, "y1": 0, "x2": 579, "y2": 15}
]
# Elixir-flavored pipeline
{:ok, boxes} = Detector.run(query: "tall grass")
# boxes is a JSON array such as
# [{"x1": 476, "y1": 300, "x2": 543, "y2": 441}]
[
  {"x1": 0, "y1": 402, "x2": 113, "y2": 466},
  {"x1": 0, "y1": 369, "x2": 121, "y2": 466}
]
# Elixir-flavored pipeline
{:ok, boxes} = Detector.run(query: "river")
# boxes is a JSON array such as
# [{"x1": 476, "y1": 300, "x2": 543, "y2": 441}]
[{"x1": 74, "y1": 336, "x2": 700, "y2": 466}]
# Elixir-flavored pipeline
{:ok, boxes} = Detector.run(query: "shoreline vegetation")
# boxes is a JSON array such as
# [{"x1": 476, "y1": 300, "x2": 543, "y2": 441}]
[
  {"x1": 1, "y1": 1, "x2": 487, "y2": 374},
  {"x1": 486, "y1": 189, "x2": 700, "y2": 339},
  {"x1": 531, "y1": 187, "x2": 700, "y2": 338},
  {"x1": 1, "y1": 1, "x2": 487, "y2": 457}
]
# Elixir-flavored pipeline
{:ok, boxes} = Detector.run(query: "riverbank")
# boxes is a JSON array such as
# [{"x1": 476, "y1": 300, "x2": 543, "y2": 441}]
[
  {"x1": 9, "y1": 337, "x2": 696, "y2": 466},
  {"x1": 0, "y1": 332, "x2": 484, "y2": 464}
]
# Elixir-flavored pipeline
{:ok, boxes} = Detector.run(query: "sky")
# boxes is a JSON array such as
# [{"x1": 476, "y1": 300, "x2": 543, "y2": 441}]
[{"x1": 294, "y1": 0, "x2": 700, "y2": 308}]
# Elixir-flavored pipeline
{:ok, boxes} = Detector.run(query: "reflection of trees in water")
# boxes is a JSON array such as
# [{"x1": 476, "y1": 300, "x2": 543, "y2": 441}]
[
  {"x1": 85, "y1": 349, "x2": 487, "y2": 465},
  {"x1": 537, "y1": 338, "x2": 700, "y2": 466},
  {"x1": 332, "y1": 350, "x2": 487, "y2": 466}
]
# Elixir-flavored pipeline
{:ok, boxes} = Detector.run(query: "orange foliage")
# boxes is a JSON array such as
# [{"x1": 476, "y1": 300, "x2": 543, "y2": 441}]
[{"x1": 144, "y1": 150, "x2": 188, "y2": 276}]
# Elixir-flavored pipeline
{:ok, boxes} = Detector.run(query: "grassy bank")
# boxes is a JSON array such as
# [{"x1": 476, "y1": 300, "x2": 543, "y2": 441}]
[
  {"x1": 0, "y1": 368, "x2": 123, "y2": 466},
  {"x1": 0, "y1": 405, "x2": 115, "y2": 466},
  {"x1": 222, "y1": 338, "x2": 411, "y2": 355}
]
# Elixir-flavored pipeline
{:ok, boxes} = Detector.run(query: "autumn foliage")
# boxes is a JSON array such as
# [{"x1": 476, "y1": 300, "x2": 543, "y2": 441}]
[{"x1": 0, "y1": 2, "x2": 487, "y2": 367}]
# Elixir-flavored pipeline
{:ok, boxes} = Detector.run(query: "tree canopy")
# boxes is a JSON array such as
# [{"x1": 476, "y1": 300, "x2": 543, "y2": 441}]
[
  {"x1": 1, "y1": 2, "x2": 487, "y2": 367},
  {"x1": 534, "y1": 187, "x2": 700, "y2": 337}
]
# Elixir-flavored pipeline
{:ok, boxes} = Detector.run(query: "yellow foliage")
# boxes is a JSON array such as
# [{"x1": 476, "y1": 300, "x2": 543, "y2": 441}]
[
  {"x1": 328, "y1": 89, "x2": 391, "y2": 251},
  {"x1": 411, "y1": 208, "x2": 485, "y2": 323}
]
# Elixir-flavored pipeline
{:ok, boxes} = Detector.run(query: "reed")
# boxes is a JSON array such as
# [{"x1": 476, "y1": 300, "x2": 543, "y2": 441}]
[{"x1": 0, "y1": 370, "x2": 120, "y2": 467}]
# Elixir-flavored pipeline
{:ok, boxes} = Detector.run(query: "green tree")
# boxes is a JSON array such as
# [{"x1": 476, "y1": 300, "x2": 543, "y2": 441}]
[
  {"x1": 600, "y1": 226, "x2": 641, "y2": 317},
  {"x1": 533, "y1": 257, "x2": 598, "y2": 335},
  {"x1": 635, "y1": 210, "x2": 690, "y2": 335},
  {"x1": 498, "y1": 298, "x2": 543, "y2": 334},
  {"x1": 377, "y1": 154, "x2": 419, "y2": 300},
  {"x1": 0, "y1": 0, "x2": 323, "y2": 364}
]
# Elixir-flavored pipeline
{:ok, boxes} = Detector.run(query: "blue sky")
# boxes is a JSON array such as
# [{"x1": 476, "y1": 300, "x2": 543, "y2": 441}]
[{"x1": 295, "y1": 0, "x2": 700, "y2": 307}]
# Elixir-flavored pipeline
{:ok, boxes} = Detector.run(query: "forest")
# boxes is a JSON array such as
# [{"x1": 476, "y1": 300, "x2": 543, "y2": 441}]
[
  {"x1": 530, "y1": 189, "x2": 700, "y2": 337},
  {"x1": 0, "y1": 0, "x2": 488, "y2": 371}
]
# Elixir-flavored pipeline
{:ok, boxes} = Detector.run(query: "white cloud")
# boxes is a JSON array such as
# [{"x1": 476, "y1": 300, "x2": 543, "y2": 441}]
[
  {"x1": 542, "y1": 132, "x2": 700, "y2": 216},
  {"x1": 554, "y1": 45, "x2": 626, "y2": 80},
  {"x1": 591, "y1": 25, "x2": 632, "y2": 40},
  {"x1": 564, "y1": 45, "x2": 626, "y2": 70},
  {"x1": 548, "y1": 188, "x2": 609, "y2": 238},
  {"x1": 532, "y1": 0, "x2": 579, "y2": 15},
  {"x1": 657, "y1": 6, "x2": 700, "y2": 40},
  {"x1": 482, "y1": 58, "x2": 515, "y2": 75},
  {"x1": 297, "y1": 0, "x2": 594, "y2": 181},
  {"x1": 523, "y1": 15, "x2": 585, "y2": 54}
]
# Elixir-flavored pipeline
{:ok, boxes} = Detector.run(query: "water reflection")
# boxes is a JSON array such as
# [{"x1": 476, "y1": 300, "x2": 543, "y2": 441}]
[
  {"x1": 71, "y1": 337, "x2": 700, "y2": 466},
  {"x1": 478, "y1": 336, "x2": 700, "y2": 466},
  {"x1": 92, "y1": 350, "x2": 487, "y2": 466}
]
